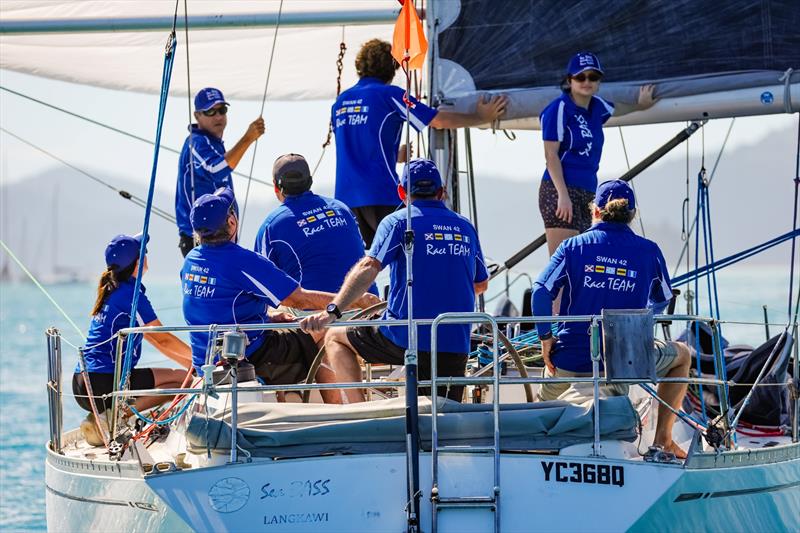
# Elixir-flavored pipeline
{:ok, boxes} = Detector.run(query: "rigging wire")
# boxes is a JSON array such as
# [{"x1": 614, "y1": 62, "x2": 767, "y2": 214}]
[
  {"x1": 0, "y1": 239, "x2": 84, "y2": 339},
  {"x1": 119, "y1": 6, "x2": 179, "y2": 393},
  {"x1": 312, "y1": 26, "x2": 347, "y2": 177},
  {"x1": 239, "y1": 0, "x2": 285, "y2": 237},
  {"x1": 788, "y1": 114, "x2": 800, "y2": 320},
  {"x1": 0, "y1": 86, "x2": 272, "y2": 187},
  {"x1": 0, "y1": 127, "x2": 176, "y2": 223},
  {"x1": 617, "y1": 127, "x2": 645, "y2": 236},
  {"x1": 182, "y1": 0, "x2": 197, "y2": 205},
  {"x1": 671, "y1": 118, "x2": 736, "y2": 278}
]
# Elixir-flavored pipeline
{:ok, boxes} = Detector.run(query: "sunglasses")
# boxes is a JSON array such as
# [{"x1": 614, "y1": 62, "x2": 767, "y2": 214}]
[
  {"x1": 572, "y1": 73, "x2": 602, "y2": 83},
  {"x1": 201, "y1": 106, "x2": 229, "y2": 117}
]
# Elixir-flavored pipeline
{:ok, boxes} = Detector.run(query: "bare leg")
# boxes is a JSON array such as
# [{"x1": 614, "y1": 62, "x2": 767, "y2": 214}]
[
  {"x1": 133, "y1": 368, "x2": 187, "y2": 412},
  {"x1": 545, "y1": 228, "x2": 578, "y2": 313},
  {"x1": 653, "y1": 343, "x2": 691, "y2": 458},
  {"x1": 318, "y1": 328, "x2": 365, "y2": 404}
]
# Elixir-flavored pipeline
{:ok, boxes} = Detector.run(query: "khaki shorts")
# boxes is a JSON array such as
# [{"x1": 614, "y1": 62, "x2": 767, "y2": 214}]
[{"x1": 538, "y1": 339, "x2": 679, "y2": 401}]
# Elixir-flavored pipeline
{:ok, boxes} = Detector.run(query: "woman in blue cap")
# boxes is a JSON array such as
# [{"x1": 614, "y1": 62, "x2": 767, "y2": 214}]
[
  {"x1": 539, "y1": 52, "x2": 656, "y2": 262},
  {"x1": 73, "y1": 233, "x2": 192, "y2": 441}
]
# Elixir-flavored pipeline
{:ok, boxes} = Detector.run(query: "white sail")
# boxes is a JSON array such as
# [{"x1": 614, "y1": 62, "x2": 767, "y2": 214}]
[{"x1": 0, "y1": 1, "x2": 399, "y2": 101}]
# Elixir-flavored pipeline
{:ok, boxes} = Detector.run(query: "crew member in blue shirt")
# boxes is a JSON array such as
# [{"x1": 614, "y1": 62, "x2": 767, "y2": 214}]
[
  {"x1": 539, "y1": 53, "x2": 656, "y2": 260},
  {"x1": 182, "y1": 188, "x2": 378, "y2": 401},
  {"x1": 301, "y1": 159, "x2": 489, "y2": 403},
  {"x1": 333, "y1": 39, "x2": 508, "y2": 247},
  {"x1": 73, "y1": 233, "x2": 192, "y2": 444},
  {"x1": 254, "y1": 153, "x2": 377, "y2": 297},
  {"x1": 175, "y1": 87, "x2": 265, "y2": 257},
  {"x1": 532, "y1": 180, "x2": 690, "y2": 457}
]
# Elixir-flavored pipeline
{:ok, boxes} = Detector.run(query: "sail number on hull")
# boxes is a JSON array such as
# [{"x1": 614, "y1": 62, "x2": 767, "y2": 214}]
[{"x1": 541, "y1": 461, "x2": 625, "y2": 487}]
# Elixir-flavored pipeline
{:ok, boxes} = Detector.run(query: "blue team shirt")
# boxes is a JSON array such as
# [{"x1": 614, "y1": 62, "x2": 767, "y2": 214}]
[
  {"x1": 531, "y1": 222, "x2": 672, "y2": 372},
  {"x1": 175, "y1": 125, "x2": 234, "y2": 236},
  {"x1": 540, "y1": 93, "x2": 615, "y2": 192},
  {"x1": 254, "y1": 191, "x2": 377, "y2": 296},
  {"x1": 369, "y1": 200, "x2": 488, "y2": 353},
  {"x1": 77, "y1": 280, "x2": 158, "y2": 374},
  {"x1": 181, "y1": 242, "x2": 299, "y2": 371},
  {"x1": 332, "y1": 78, "x2": 438, "y2": 208}
]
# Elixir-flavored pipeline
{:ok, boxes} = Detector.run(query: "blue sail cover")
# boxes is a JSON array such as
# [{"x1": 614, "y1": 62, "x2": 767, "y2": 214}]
[{"x1": 432, "y1": 0, "x2": 800, "y2": 126}]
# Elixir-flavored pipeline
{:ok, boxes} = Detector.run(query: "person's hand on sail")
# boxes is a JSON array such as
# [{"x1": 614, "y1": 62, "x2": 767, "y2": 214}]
[
  {"x1": 476, "y1": 93, "x2": 508, "y2": 123},
  {"x1": 637, "y1": 84, "x2": 657, "y2": 110}
]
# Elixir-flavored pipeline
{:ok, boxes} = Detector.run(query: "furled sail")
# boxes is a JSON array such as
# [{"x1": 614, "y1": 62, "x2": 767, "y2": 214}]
[
  {"x1": 430, "y1": 0, "x2": 800, "y2": 127},
  {"x1": 0, "y1": 1, "x2": 397, "y2": 101}
]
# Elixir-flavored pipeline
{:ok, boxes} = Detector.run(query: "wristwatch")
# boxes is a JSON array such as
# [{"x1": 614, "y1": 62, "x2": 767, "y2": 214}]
[{"x1": 326, "y1": 303, "x2": 342, "y2": 319}]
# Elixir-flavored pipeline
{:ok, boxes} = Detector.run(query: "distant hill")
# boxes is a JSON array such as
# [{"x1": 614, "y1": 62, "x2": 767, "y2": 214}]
[{"x1": 0, "y1": 124, "x2": 795, "y2": 285}]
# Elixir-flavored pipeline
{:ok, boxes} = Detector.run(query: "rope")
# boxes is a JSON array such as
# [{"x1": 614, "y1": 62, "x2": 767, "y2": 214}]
[
  {"x1": 130, "y1": 394, "x2": 196, "y2": 426},
  {"x1": 672, "y1": 118, "x2": 736, "y2": 278},
  {"x1": 788, "y1": 114, "x2": 800, "y2": 319},
  {"x1": 0, "y1": 86, "x2": 271, "y2": 186},
  {"x1": 671, "y1": 229, "x2": 800, "y2": 287},
  {"x1": 120, "y1": 11, "x2": 179, "y2": 391},
  {"x1": 617, "y1": 127, "x2": 645, "y2": 236},
  {"x1": 0, "y1": 239, "x2": 84, "y2": 338},
  {"x1": 239, "y1": 0, "x2": 285, "y2": 237},
  {"x1": 182, "y1": 0, "x2": 196, "y2": 206},
  {"x1": 0, "y1": 127, "x2": 176, "y2": 223}
]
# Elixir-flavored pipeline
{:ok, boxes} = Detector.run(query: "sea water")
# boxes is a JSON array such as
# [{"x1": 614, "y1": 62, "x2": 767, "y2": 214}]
[{"x1": 0, "y1": 267, "x2": 796, "y2": 530}]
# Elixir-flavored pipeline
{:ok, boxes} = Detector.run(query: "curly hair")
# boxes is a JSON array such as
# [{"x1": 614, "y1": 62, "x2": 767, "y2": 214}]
[
  {"x1": 355, "y1": 39, "x2": 398, "y2": 83},
  {"x1": 598, "y1": 198, "x2": 636, "y2": 224}
]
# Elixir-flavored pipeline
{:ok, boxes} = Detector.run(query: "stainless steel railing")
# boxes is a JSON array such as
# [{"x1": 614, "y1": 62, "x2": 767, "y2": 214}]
[{"x1": 44, "y1": 312, "x2": 795, "y2": 464}]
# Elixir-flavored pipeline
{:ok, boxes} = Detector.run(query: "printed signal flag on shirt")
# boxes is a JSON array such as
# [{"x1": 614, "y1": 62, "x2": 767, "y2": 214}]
[{"x1": 392, "y1": 0, "x2": 428, "y2": 71}]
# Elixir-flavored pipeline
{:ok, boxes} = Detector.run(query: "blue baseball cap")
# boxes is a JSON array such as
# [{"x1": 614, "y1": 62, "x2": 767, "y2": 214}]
[
  {"x1": 105, "y1": 233, "x2": 148, "y2": 272},
  {"x1": 194, "y1": 87, "x2": 229, "y2": 112},
  {"x1": 596, "y1": 180, "x2": 636, "y2": 210},
  {"x1": 401, "y1": 159, "x2": 443, "y2": 195},
  {"x1": 567, "y1": 52, "x2": 604, "y2": 76},
  {"x1": 190, "y1": 187, "x2": 236, "y2": 236}
]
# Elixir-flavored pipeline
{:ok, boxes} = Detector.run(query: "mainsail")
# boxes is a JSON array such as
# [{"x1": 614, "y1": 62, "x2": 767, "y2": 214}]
[{"x1": 430, "y1": 0, "x2": 800, "y2": 127}]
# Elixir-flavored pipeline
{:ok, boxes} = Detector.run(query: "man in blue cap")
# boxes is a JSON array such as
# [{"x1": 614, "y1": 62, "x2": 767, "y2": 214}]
[
  {"x1": 532, "y1": 179, "x2": 690, "y2": 457},
  {"x1": 254, "y1": 153, "x2": 377, "y2": 297},
  {"x1": 181, "y1": 187, "x2": 378, "y2": 399},
  {"x1": 300, "y1": 159, "x2": 489, "y2": 403},
  {"x1": 175, "y1": 87, "x2": 266, "y2": 257},
  {"x1": 332, "y1": 39, "x2": 508, "y2": 248}
]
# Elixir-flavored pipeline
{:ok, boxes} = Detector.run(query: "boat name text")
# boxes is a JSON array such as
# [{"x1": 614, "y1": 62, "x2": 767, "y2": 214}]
[{"x1": 261, "y1": 479, "x2": 331, "y2": 500}]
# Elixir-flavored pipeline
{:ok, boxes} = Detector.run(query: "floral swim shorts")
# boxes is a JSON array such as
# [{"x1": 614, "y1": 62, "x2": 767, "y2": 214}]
[{"x1": 538, "y1": 179, "x2": 595, "y2": 233}]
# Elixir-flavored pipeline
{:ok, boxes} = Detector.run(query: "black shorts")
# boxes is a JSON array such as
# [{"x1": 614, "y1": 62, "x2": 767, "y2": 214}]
[
  {"x1": 248, "y1": 330, "x2": 319, "y2": 385},
  {"x1": 538, "y1": 179, "x2": 595, "y2": 232},
  {"x1": 72, "y1": 369, "x2": 155, "y2": 413},
  {"x1": 346, "y1": 325, "x2": 467, "y2": 402},
  {"x1": 179, "y1": 234, "x2": 195, "y2": 257},
  {"x1": 352, "y1": 205, "x2": 398, "y2": 249}
]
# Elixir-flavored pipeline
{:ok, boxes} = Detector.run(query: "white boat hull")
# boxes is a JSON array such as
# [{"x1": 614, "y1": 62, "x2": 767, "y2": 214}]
[{"x1": 47, "y1": 442, "x2": 800, "y2": 532}]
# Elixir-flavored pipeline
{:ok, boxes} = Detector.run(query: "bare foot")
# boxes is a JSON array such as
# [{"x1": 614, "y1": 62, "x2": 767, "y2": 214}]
[{"x1": 663, "y1": 440, "x2": 687, "y2": 459}]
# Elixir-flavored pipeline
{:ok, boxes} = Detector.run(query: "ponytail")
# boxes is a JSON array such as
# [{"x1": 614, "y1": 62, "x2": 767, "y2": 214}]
[
  {"x1": 598, "y1": 198, "x2": 636, "y2": 224},
  {"x1": 91, "y1": 262, "x2": 136, "y2": 316}
]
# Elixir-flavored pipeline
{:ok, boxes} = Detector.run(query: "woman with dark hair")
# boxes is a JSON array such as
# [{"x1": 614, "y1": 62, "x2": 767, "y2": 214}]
[
  {"x1": 73, "y1": 233, "x2": 191, "y2": 443},
  {"x1": 539, "y1": 52, "x2": 656, "y2": 259}
]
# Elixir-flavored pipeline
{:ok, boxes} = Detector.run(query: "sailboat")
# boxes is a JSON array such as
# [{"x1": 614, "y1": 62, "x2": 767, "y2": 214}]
[{"x1": 2, "y1": 1, "x2": 799, "y2": 531}]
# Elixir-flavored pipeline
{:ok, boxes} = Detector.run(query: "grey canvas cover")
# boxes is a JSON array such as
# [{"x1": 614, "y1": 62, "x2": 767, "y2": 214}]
[{"x1": 186, "y1": 396, "x2": 638, "y2": 458}]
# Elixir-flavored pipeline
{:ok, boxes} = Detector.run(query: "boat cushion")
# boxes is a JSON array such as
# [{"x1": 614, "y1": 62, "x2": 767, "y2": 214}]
[{"x1": 185, "y1": 396, "x2": 638, "y2": 458}]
